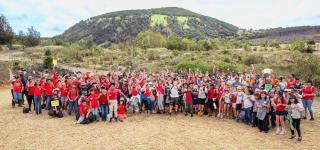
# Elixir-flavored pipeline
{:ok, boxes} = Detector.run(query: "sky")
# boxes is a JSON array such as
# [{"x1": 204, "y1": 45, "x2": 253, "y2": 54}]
[{"x1": 0, "y1": 0, "x2": 319, "y2": 37}]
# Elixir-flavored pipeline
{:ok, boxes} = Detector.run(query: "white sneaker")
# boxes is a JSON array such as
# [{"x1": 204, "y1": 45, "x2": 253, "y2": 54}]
[
  {"x1": 217, "y1": 113, "x2": 221, "y2": 118},
  {"x1": 280, "y1": 128, "x2": 285, "y2": 135},
  {"x1": 276, "y1": 127, "x2": 280, "y2": 134}
]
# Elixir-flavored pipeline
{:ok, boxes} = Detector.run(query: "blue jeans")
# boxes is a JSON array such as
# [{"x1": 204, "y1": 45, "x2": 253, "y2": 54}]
[
  {"x1": 100, "y1": 104, "x2": 109, "y2": 120},
  {"x1": 68, "y1": 100, "x2": 79, "y2": 115},
  {"x1": 244, "y1": 107, "x2": 252, "y2": 124},
  {"x1": 13, "y1": 92, "x2": 22, "y2": 103},
  {"x1": 34, "y1": 96, "x2": 42, "y2": 114},
  {"x1": 92, "y1": 108, "x2": 100, "y2": 120},
  {"x1": 302, "y1": 99, "x2": 314, "y2": 119},
  {"x1": 45, "y1": 95, "x2": 53, "y2": 110}
]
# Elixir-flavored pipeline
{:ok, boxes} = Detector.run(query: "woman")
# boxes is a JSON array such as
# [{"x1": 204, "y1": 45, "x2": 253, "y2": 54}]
[
  {"x1": 223, "y1": 88, "x2": 231, "y2": 119},
  {"x1": 257, "y1": 91, "x2": 270, "y2": 133},
  {"x1": 288, "y1": 95, "x2": 304, "y2": 141},
  {"x1": 26, "y1": 77, "x2": 35, "y2": 111},
  {"x1": 273, "y1": 92, "x2": 287, "y2": 135}
]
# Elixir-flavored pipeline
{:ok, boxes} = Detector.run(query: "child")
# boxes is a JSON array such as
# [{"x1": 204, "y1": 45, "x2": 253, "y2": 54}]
[
  {"x1": 288, "y1": 95, "x2": 304, "y2": 141},
  {"x1": 76, "y1": 97, "x2": 90, "y2": 124},
  {"x1": 118, "y1": 98, "x2": 127, "y2": 122},
  {"x1": 48, "y1": 90, "x2": 63, "y2": 118},
  {"x1": 33, "y1": 81, "x2": 42, "y2": 115},
  {"x1": 273, "y1": 92, "x2": 287, "y2": 135},
  {"x1": 223, "y1": 88, "x2": 231, "y2": 119},
  {"x1": 184, "y1": 84, "x2": 194, "y2": 117},
  {"x1": 98, "y1": 87, "x2": 109, "y2": 121},
  {"x1": 88, "y1": 89, "x2": 100, "y2": 121},
  {"x1": 59, "y1": 83, "x2": 68, "y2": 112},
  {"x1": 257, "y1": 91, "x2": 270, "y2": 133},
  {"x1": 235, "y1": 86, "x2": 246, "y2": 121}
]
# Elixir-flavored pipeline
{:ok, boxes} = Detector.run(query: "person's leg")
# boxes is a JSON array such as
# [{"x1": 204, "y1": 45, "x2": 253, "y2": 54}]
[
  {"x1": 306, "y1": 100, "x2": 314, "y2": 119},
  {"x1": 296, "y1": 119, "x2": 301, "y2": 137},
  {"x1": 263, "y1": 115, "x2": 269, "y2": 132},
  {"x1": 302, "y1": 99, "x2": 307, "y2": 118},
  {"x1": 74, "y1": 101, "x2": 79, "y2": 116},
  {"x1": 46, "y1": 96, "x2": 52, "y2": 110},
  {"x1": 77, "y1": 116, "x2": 85, "y2": 124},
  {"x1": 68, "y1": 101, "x2": 73, "y2": 115},
  {"x1": 34, "y1": 96, "x2": 39, "y2": 114},
  {"x1": 276, "y1": 115, "x2": 280, "y2": 134},
  {"x1": 158, "y1": 94, "x2": 164, "y2": 112},
  {"x1": 100, "y1": 104, "x2": 105, "y2": 120},
  {"x1": 280, "y1": 115, "x2": 285, "y2": 134}
]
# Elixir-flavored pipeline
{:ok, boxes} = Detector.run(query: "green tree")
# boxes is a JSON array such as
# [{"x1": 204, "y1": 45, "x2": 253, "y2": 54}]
[
  {"x1": 290, "y1": 40, "x2": 305, "y2": 51},
  {"x1": 166, "y1": 36, "x2": 184, "y2": 50},
  {"x1": 0, "y1": 14, "x2": 14, "y2": 45},
  {"x1": 135, "y1": 30, "x2": 166, "y2": 49},
  {"x1": 23, "y1": 26, "x2": 41, "y2": 47}
]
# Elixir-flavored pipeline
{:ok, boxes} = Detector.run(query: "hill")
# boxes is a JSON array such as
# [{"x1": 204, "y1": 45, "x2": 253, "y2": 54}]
[
  {"x1": 56, "y1": 7, "x2": 238, "y2": 44},
  {"x1": 244, "y1": 26, "x2": 320, "y2": 42}
]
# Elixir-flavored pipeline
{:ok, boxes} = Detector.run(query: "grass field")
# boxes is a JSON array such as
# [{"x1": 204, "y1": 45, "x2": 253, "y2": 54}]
[{"x1": 0, "y1": 88, "x2": 320, "y2": 150}]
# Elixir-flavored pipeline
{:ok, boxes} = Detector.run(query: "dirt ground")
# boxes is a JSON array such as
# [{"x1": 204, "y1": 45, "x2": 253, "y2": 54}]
[{"x1": 0, "y1": 88, "x2": 319, "y2": 150}]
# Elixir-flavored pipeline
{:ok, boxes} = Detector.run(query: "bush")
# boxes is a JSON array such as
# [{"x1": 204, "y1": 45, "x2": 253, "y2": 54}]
[
  {"x1": 176, "y1": 61, "x2": 212, "y2": 72},
  {"x1": 291, "y1": 55, "x2": 320, "y2": 82},
  {"x1": 290, "y1": 40, "x2": 305, "y2": 51},
  {"x1": 244, "y1": 55, "x2": 263, "y2": 66},
  {"x1": 147, "y1": 49, "x2": 160, "y2": 61},
  {"x1": 136, "y1": 30, "x2": 166, "y2": 49},
  {"x1": 23, "y1": 26, "x2": 41, "y2": 47},
  {"x1": 43, "y1": 56, "x2": 53, "y2": 69}
]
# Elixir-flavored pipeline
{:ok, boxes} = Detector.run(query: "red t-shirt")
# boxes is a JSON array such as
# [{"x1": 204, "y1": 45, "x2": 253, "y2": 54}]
[
  {"x1": 88, "y1": 94, "x2": 99, "y2": 108},
  {"x1": 45, "y1": 83, "x2": 54, "y2": 96},
  {"x1": 11, "y1": 80, "x2": 23, "y2": 93},
  {"x1": 99, "y1": 94, "x2": 108, "y2": 104},
  {"x1": 33, "y1": 86, "x2": 42, "y2": 97},
  {"x1": 69, "y1": 90, "x2": 78, "y2": 101},
  {"x1": 231, "y1": 93, "x2": 237, "y2": 103},
  {"x1": 28, "y1": 85, "x2": 34, "y2": 95},
  {"x1": 145, "y1": 88, "x2": 151, "y2": 97},
  {"x1": 157, "y1": 85, "x2": 164, "y2": 94},
  {"x1": 302, "y1": 86, "x2": 316, "y2": 100},
  {"x1": 108, "y1": 89, "x2": 120, "y2": 100},
  {"x1": 131, "y1": 87, "x2": 139, "y2": 96},
  {"x1": 118, "y1": 104, "x2": 125, "y2": 115},
  {"x1": 185, "y1": 91, "x2": 193, "y2": 103},
  {"x1": 274, "y1": 98, "x2": 287, "y2": 112},
  {"x1": 60, "y1": 87, "x2": 68, "y2": 97},
  {"x1": 218, "y1": 87, "x2": 224, "y2": 99},
  {"x1": 208, "y1": 89, "x2": 217, "y2": 100},
  {"x1": 79, "y1": 103, "x2": 89, "y2": 116}
]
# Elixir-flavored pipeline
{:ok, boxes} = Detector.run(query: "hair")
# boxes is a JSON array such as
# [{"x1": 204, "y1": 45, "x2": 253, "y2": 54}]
[{"x1": 288, "y1": 94, "x2": 298, "y2": 105}]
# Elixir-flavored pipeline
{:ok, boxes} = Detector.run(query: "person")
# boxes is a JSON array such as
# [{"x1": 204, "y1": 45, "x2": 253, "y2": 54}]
[
  {"x1": 223, "y1": 88, "x2": 231, "y2": 119},
  {"x1": 287, "y1": 95, "x2": 304, "y2": 141},
  {"x1": 48, "y1": 90, "x2": 63, "y2": 118},
  {"x1": 67, "y1": 85, "x2": 79, "y2": 116},
  {"x1": 26, "y1": 77, "x2": 35, "y2": 111},
  {"x1": 184, "y1": 84, "x2": 194, "y2": 117},
  {"x1": 257, "y1": 91, "x2": 270, "y2": 133},
  {"x1": 170, "y1": 80, "x2": 180, "y2": 115},
  {"x1": 98, "y1": 87, "x2": 109, "y2": 121},
  {"x1": 301, "y1": 80, "x2": 316, "y2": 120},
  {"x1": 197, "y1": 82, "x2": 207, "y2": 116},
  {"x1": 207, "y1": 84, "x2": 217, "y2": 117},
  {"x1": 273, "y1": 92, "x2": 287, "y2": 135},
  {"x1": 45, "y1": 79, "x2": 54, "y2": 110},
  {"x1": 88, "y1": 89, "x2": 100, "y2": 121},
  {"x1": 118, "y1": 98, "x2": 127, "y2": 122},
  {"x1": 76, "y1": 97, "x2": 90, "y2": 124},
  {"x1": 108, "y1": 83, "x2": 125, "y2": 122},
  {"x1": 9, "y1": 76, "x2": 24, "y2": 107},
  {"x1": 59, "y1": 83, "x2": 68, "y2": 112},
  {"x1": 243, "y1": 92, "x2": 253, "y2": 125},
  {"x1": 33, "y1": 81, "x2": 42, "y2": 115},
  {"x1": 235, "y1": 86, "x2": 246, "y2": 121},
  {"x1": 156, "y1": 81, "x2": 165, "y2": 113}
]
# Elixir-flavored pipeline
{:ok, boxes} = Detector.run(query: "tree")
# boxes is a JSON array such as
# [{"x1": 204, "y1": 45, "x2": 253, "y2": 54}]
[
  {"x1": 23, "y1": 26, "x2": 41, "y2": 47},
  {"x1": 135, "y1": 30, "x2": 166, "y2": 49},
  {"x1": 0, "y1": 14, "x2": 14, "y2": 45},
  {"x1": 290, "y1": 40, "x2": 305, "y2": 51},
  {"x1": 166, "y1": 36, "x2": 184, "y2": 50}
]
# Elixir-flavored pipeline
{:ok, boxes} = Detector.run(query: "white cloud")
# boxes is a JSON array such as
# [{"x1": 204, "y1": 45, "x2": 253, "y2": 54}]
[{"x1": 0, "y1": 0, "x2": 319, "y2": 37}]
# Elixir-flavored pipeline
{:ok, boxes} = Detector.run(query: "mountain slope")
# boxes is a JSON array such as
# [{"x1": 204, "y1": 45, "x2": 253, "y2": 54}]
[{"x1": 56, "y1": 7, "x2": 238, "y2": 44}]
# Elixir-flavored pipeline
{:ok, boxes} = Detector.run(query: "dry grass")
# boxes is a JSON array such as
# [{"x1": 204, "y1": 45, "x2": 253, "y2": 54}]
[{"x1": 0, "y1": 88, "x2": 320, "y2": 150}]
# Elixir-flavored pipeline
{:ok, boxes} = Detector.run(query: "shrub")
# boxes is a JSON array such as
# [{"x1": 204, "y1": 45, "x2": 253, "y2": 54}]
[
  {"x1": 243, "y1": 55, "x2": 263, "y2": 66},
  {"x1": 290, "y1": 40, "x2": 305, "y2": 51},
  {"x1": 147, "y1": 49, "x2": 160, "y2": 61},
  {"x1": 136, "y1": 30, "x2": 166, "y2": 49},
  {"x1": 291, "y1": 55, "x2": 320, "y2": 82},
  {"x1": 43, "y1": 56, "x2": 53, "y2": 69},
  {"x1": 176, "y1": 61, "x2": 212, "y2": 72}
]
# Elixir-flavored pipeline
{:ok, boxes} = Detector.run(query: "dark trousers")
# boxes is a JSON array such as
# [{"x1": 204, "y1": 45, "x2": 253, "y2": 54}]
[
  {"x1": 291, "y1": 118, "x2": 301, "y2": 137},
  {"x1": 258, "y1": 114, "x2": 269, "y2": 132},
  {"x1": 27, "y1": 94, "x2": 35, "y2": 110},
  {"x1": 252, "y1": 112, "x2": 258, "y2": 126}
]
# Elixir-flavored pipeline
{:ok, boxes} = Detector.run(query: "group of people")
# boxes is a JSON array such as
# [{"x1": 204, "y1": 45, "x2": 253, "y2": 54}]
[{"x1": 9, "y1": 68, "x2": 317, "y2": 142}]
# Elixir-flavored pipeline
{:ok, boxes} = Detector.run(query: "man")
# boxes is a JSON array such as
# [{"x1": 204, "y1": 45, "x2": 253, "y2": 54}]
[
  {"x1": 301, "y1": 80, "x2": 316, "y2": 120},
  {"x1": 169, "y1": 80, "x2": 180, "y2": 115},
  {"x1": 108, "y1": 83, "x2": 125, "y2": 122}
]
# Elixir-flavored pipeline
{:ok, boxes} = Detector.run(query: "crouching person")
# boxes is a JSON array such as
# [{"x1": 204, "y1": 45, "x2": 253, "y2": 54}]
[
  {"x1": 48, "y1": 90, "x2": 63, "y2": 118},
  {"x1": 76, "y1": 97, "x2": 91, "y2": 124}
]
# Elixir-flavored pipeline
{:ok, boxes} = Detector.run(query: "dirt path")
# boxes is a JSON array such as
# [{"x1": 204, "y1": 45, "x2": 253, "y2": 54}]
[{"x1": 0, "y1": 88, "x2": 319, "y2": 150}]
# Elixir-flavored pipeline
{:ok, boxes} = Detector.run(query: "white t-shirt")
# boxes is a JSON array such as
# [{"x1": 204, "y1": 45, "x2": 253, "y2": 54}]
[
  {"x1": 170, "y1": 85, "x2": 179, "y2": 98},
  {"x1": 289, "y1": 103, "x2": 304, "y2": 119}
]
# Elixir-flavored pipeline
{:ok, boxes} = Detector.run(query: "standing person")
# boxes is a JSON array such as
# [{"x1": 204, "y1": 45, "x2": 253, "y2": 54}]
[
  {"x1": 197, "y1": 82, "x2": 207, "y2": 116},
  {"x1": 257, "y1": 91, "x2": 271, "y2": 133},
  {"x1": 67, "y1": 85, "x2": 79, "y2": 116},
  {"x1": 170, "y1": 80, "x2": 180, "y2": 115},
  {"x1": 207, "y1": 85, "x2": 217, "y2": 117},
  {"x1": 88, "y1": 89, "x2": 100, "y2": 121},
  {"x1": 184, "y1": 84, "x2": 194, "y2": 117},
  {"x1": 156, "y1": 80, "x2": 165, "y2": 114},
  {"x1": 235, "y1": 86, "x2": 246, "y2": 121},
  {"x1": 98, "y1": 87, "x2": 109, "y2": 121},
  {"x1": 9, "y1": 76, "x2": 24, "y2": 107},
  {"x1": 243, "y1": 93, "x2": 253, "y2": 125},
  {"x1": 273, "y1": 93, "x2": 287, "y2": 135},
  {"x1": 223, "y1": 88, "x2": 232, "y2": 119},
  {"x1": 108, "y1": 83, "x2": 125, "y2": 122},
  {"x1": 26, "y1": 77, "x2": 35, "y2": 111},
  {"x1": 33, "y1": 81, "x2": 42, "y2": 115},
  {"x1": 129, "y1": 84, "x2": 140, "y2": 113},
  {"x1": 45, "y1": 79, "x2": 54, "y2": 110},
  {"x1": 288, "y1": 95, "x2": 304, "y2": 141},
  {"x1": 217, "y1": 84, "x2": 225, "y2": 118},
  {"x1": 59, "y1": 83, "x2": 68, "y2": 113},
  {"x1": 301, "y1": 80, "x2": 316, "y2": 120}
]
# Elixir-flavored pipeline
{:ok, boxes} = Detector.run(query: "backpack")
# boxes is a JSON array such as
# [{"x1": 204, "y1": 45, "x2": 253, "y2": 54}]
[{"x1": 22, "y1": 107, "x2": 30, "y2": 113}]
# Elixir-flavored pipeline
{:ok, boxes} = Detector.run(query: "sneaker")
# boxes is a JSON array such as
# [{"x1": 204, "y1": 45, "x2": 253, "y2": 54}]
[
  {"x1": 280, "y1": 128, "x2": 285, "y2": 135},
  {"x1": 109, "y1": 118, "x2": 112, "y2": 123},
  {"x1": 303, "y1": 117, "x2": 307, "y2": 119},
  {"x1": 276, "y1": 127, "x2": 280, "y2": 135},
  {"x1": 289, "y1": 136, "x2": 295, "y2": 139},
  {"x1": 191, "y1": 114, "x2": 193, "y2": 117},
  {"x1": 297, "y1": 137, "x2": 302, "y2": 141},
  {"x1": 310, "y1": 118, "x2": 314, "y2": 121}
]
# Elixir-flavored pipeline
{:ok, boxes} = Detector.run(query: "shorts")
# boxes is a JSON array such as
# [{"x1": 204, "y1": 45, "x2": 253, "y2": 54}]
[
  {"x1": 232, "y1": 103, "x2": 236, "y2": 109},
  {"x1": 170, "y1": 97, "x2": 179, "y2": 105},
  {"x1": 276, "y1": 111, "x2": 285, "y2": 116},
  {"x1": 193, "y1": 98, "x2": 199, "y2": 105},
  {"x1": 60, "y1": 96, "x2": 68, "y2": 103},
  {"x1": 206, "y1": 100, "x2": 214, "y2": 109},
  {"x1": 142, "y1": 99, "x2": 152, "y2": 110},
  {"x1": 236, "y1": 104, "x2": 242, "y2": 110},
  {"x1": 198, "y1": 98, "x2": 206, "y2": 105}
]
